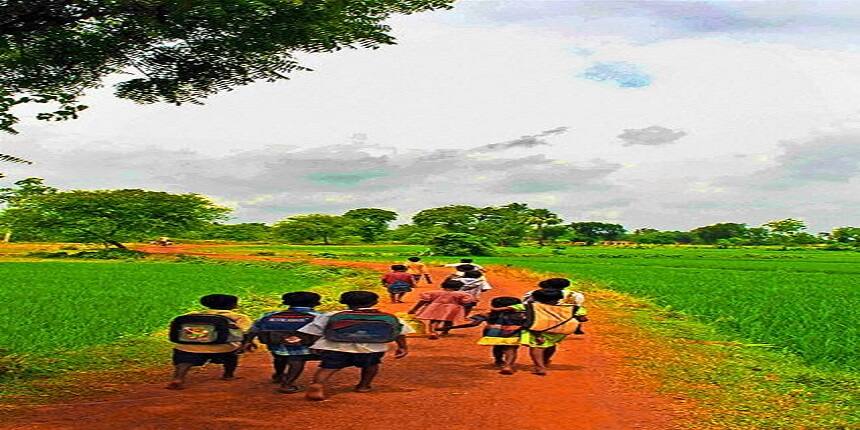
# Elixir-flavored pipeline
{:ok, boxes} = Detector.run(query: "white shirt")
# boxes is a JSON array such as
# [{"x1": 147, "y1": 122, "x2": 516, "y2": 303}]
[
  {"x1": 299, "y1": 309, "x2": 414, "y2": 353},
  {"x1": 457, "y1": 277, "x2": 492, "y2": 299}
]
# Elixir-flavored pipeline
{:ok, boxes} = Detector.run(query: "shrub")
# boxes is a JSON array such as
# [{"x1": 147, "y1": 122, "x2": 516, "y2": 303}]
[{"x1": 429, "y1": 233, "x2": 495, "y2": 256}]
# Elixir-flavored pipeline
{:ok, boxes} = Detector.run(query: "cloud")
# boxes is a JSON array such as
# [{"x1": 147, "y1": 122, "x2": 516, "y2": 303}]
[
  {"x1": 618, "y1": 126, "x2": 687, "y2": 146},
  {"x1": 475, "y1": 126, "x2": 569, "y2": 152},
  {"x1": 580, "y1": 62, "x2": 651, "y2": 88}
]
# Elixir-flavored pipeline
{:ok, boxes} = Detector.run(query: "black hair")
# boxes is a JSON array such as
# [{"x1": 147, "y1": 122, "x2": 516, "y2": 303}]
[
  {"x1": 460, "y1": 258, "x2": 474, "y2": 263},
  {"x1": 408, "y1": 257, "x2": 421, "y2": 262},
  {"x1": 538, "y1": 278, "x2": 571, "y2": 290},
  {"x1": 491, "y1": 296, "x2": 521, "y2": 308},
  {"x1": 441, "y1": 279, "x2": 464, "y2": 291},
  {"x1": 455, "y1": 264, "x2": 476, "y2": 272},
  {"x1": 282, "y1": 291, "x2": 322, "y2": 308},
  {"x1": 391, "y1": 264, "x2": 408, "y2": 271},
  {"x1": 531, "y1": 288, "x2": 564, "y2": 304},
  {"x1": 340, "y1": 291, "x2": 379, "y2": 308},
  {"x1": 200, "y1": 294, "x2": 238, "y2": 310},
  {"x1": 462, "y1": 270, "x2": 482, "y2": 279}
]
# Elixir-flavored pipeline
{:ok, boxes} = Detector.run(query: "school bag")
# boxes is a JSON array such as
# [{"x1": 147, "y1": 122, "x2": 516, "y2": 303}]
[
  {"x1": 523, "y1": 303, "x2": 581, "y2": 335},
  {"x1": 255, "y1": 310, "x2": 317, "y2": 346},
  {"x1": 324, "y1": 310, "x2": 402, "y2": 343},
  {"x1": 169, "y1": 313, "x2": 244, "y2": 345}
]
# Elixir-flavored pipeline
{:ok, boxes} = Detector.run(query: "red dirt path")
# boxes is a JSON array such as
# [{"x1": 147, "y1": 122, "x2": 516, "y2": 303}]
[{"x1": 2, "y1": 246, "x2": 692, "y2": 430}]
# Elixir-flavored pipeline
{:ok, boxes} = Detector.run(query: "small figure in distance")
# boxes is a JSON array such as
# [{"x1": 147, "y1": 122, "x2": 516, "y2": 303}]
[
  {"x1": 299, "y1": 291, "x2": 412, "y2": 401},
  {"x1": 382, "y1": 264, "x2": 416, "y2": 303},
  {"x1": 444, "y1": 296, "x2": 526, "y2": 375},
  {"x1": 167, "y1": 294, "x2": 252, "y2": 390},
  {"x1": 405, "y1": 256, "x2": 433, "y2": 285}
]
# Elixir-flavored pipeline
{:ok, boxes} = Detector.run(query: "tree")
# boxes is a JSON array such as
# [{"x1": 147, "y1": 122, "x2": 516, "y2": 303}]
[
  {"x1": 185, "y1": 222, "x2": 272, "y2": 242},
  {"x1": 474, "y1": 203, "x2": 532, "y2": 246},
  {"x1": 831, "y1": 226, "x2": 860, "y2": 245},
  {"x1": 569, "y1": 222, "x2": 626, "y2": 244},
  {"x1": 764, "y1": 218, "x2": 807, "y2": 243},
  {"x1": 429, "y1": 233, "x2": 495, "y2": 256},
  {"x1": 272, "y1": 214, "x2": 352, "y2": 245},
  {"x1": 691, "y1": 223, "x2": 748, "y2": 244},
  {"x1": 343, "y1": 208, "x2": 397, "y2": 243},
  {"x1": 527, "y1": 208, "x2": 563, "y2": 246},
  {"x1": 0, "y1": 177, "x2": 58, "y2": 241},
  {"x1": 412, "y1": 205, "x2": 483, "y2": 233},
  {"x1": 0, "y1": 0, "x2": 453, "y2": 134},
  {"x1": 0, "y1": 188, "x2": 229, "y2": 247}
]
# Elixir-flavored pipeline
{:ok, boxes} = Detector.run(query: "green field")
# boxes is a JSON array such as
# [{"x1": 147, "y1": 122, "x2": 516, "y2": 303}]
[
  {"x1": 0, "y1": 259, "x2": 363, "y2": 382},
  {"x1": 216, "y1": 244, "x2": 860, "y2": 370}
]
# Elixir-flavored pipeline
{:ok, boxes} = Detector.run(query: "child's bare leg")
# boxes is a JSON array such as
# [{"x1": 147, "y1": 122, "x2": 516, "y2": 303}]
[
  {"x1": 492, "y1": 346, "x2": 505, "y2": 366},
  {"x1": 428, "y1": 320, "x2": 441, "y2": 339},
  {"x1": 499, "y1": 347, "x2": 518, "y2": 375},
  {"x1": 439, "y1": 320, "x2": 453, "y2": 336},
  {"x1": 355, "y1": 364, "x2": 380, "y2": 392},
  {"x1": 279, "y1": 359, "x2": 306, "y2": 393},
  {"x1": 272, "y1": 355, "x2": 288, "y2": 382},
  {"x1": 221, "y1": 354, "x2": 239, "y2": 380},
  {"x1": 307, "y1": 368, "x2": 338, "y2": 401},
  {"x1": 574, "y1": 322, "x2": 585, "y2": 335},
  {"x1": 389, "y1": 293, "x2": 397, "y2": 303},
  {"x1": 544, "y1": 346, "x2": 557, "y2": 367},
  {"x1": 395, "y1": 292, "x2": 406, "y2": 303},
  {"x1": 529, "y1": 347, "x2": 548, "y2": 375},
  {"x1": 167, "y1": 363, "x2": 194, "y2": 389}
]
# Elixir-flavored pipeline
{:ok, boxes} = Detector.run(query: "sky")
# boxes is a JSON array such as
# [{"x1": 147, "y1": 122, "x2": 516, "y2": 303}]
[{"x1": 2, "y1": 0, "x2": 860, "y2": 232}]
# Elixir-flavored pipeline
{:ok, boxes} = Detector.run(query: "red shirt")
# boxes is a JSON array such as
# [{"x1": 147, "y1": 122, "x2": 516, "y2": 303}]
[{"x1": 382, "y1": 272, "x2": 414, "y2": 286}]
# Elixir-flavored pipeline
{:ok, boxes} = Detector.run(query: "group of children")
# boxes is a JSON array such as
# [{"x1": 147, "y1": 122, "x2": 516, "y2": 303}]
[{"x1": 167, "y1": 257, "x2": 586, "y2": 400}]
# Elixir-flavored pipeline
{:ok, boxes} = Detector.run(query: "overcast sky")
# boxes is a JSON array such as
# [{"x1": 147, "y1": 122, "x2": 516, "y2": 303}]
[{"x1": 2, "y1": 0, "x2": 859, "y2": 232}]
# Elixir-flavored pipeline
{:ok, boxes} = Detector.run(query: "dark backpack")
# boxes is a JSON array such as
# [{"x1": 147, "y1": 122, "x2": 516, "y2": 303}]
[
  {"x1": 169, "y1": 314, "x2": 243, "y2": 345},
  {"x1": 255, "y1": 310, "x2": 317, "y2": 346},
  {"x1": 324, "y1": 310, "x2": 402, "y2": 343}
]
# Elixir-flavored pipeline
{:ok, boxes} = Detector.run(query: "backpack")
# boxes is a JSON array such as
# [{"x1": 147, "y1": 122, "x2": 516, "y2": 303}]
[
  {"x1": 324, "y1": 310, "x2": 402, "y2": 343},
  {"x1": 255, "y1": 310, "x2": 317, "y2": 346},
  {"x1": 169, "y1": 313, "x2": 244, "y2": 345},
  {"x1": 523, "y1": 303, "x2": 580, "y2": 335}
]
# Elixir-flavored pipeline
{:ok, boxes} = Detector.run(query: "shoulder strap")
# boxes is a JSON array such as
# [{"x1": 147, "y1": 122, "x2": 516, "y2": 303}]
[{"x1": 528, "y1": 304, "x2": 580, "y2": 334}]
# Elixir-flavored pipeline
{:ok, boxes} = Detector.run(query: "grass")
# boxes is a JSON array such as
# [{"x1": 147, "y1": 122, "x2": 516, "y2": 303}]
[{"x1": 0, "y1": 257, "x2": 374, "y2": 394}]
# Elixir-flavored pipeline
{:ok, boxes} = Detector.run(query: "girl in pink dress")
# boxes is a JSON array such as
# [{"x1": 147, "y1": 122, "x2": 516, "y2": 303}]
[{"x1": 408, "y1": 279, "x2": 475, "y2": 340}]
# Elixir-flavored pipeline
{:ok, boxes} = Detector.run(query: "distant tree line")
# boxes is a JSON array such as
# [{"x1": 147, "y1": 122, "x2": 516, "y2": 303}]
[{"x1": 2, "y1": 178, "x2": 859, "y2": 251}]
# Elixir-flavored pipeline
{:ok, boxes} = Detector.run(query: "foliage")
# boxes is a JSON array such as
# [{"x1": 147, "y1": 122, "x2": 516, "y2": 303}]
[
  {"x1": 831, "y1": 226, "x2": 860, "y2": 245},
  {"x1": 26, "y1": 248, "x2": 147, "y2": 259},
  {"x1": 627, "y1": 229, "x2": 692, "y2": 244},
  {"x1": 0, "y1": 0, "x2": 454, "y2": 133},
  {"x1": 0, "y1": 186, "x2": 229, "y2": 247},
  {"x1": 691, "y1": 222, "x2": 748, "y2": 244},
  {"x1": 569, "y1": 221, "x2": 626, "y2": 243},
  {"x1": 343, "y1": 208, "x2": 398, "y2": 242},
  {"x1": 184, "y1": 222, "x2": 272, "y2": 242},
  {"x1": 412, "y1": 205, "x2": 482, "y2": 232},
  {"x1": 429, "y1": 232, "x2": 495, "y2": 256},
  {"x1": 272, "y1": 213, "x2": 353, "y2": 245}
]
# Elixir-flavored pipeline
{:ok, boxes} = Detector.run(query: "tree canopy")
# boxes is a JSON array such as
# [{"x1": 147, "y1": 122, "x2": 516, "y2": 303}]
[
  {"x1": 0, "y1": 185, "x2": 230, "y2": 247},
  {"x1": 272, "y1": 213, "x2": 353, "y2": 245},
  {"x1": 343, "y1": 208, "x2": 397, "y2": 242},
  {"x1": 0, "y1": 0, "x2": 454, "y2": 133}
]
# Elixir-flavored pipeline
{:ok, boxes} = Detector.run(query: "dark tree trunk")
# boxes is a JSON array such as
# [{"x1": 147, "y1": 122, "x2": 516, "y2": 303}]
[{"x1": 107, "y1": 240, "x2": 127, "y2": 249}]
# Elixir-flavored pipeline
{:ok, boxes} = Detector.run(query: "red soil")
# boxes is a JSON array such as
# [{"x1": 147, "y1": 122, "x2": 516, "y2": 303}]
[{"x1": 2, "y1": 245, "x2": 692, "y2": 430}]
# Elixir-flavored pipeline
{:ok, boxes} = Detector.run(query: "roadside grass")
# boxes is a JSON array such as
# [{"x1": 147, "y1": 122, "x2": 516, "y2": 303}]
[{"x1": 0, "y1": 258, "x2": 379, "y2": 404}]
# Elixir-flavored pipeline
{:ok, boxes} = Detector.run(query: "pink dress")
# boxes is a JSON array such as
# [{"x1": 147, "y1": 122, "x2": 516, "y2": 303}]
[{"x1": 415, "y1": 290, "x2": 475, "y2": 322}]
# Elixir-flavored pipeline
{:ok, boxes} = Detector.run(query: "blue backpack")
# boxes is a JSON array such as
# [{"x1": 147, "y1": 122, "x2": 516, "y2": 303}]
[
  {"x1": 255, "y1": 310, "x2": 317, "y2": 346},
  {"x1": 324, "y1": 310, "x2": 402, "y2": 343}
]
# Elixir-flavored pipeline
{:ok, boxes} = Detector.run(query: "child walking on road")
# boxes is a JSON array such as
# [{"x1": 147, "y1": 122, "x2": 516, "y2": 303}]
[
  {"x1": 408, "y1": 279, "x2": 475, "y2": 340},
  {"x1": 248, "y1": 292, "x2": 321, "y2": 393},
  {"x1": 167, "y1": 294, "x2": 252, "y2": 390},
  {"x1": 406, "y1": 257, "x2": 433, "y2": 285},
  {"x1": 299, "y1": 291, "x2": 411, "y2": 401},
  {"x1": 382, "y1": 264, "x2": 416, "y2": 303},
  {"x1": 445, "y1": 296, "x2": 526, "y2": 375}
]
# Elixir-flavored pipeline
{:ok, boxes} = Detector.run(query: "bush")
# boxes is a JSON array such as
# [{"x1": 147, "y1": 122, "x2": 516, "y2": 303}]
[
  {"x1": 26, "y1": 249, "x2": 147, "y2": 260},
  {"x1": 429, "y1": 233, "x2": 495, "y2": 256}
]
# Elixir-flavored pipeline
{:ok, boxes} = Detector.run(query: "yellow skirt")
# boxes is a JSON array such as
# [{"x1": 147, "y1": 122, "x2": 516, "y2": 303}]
[{"x1": 477, "y1": 336, "x2": 520, "y2": 346}]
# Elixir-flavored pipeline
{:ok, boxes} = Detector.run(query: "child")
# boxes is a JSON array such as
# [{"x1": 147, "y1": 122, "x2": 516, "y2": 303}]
[
  {"x1": 167, "y1": 294, "x2": 252, "y2": 390},
  {"x1": 382, "y1": 264, "x2": 416, "y2": 303},
  {"x1": 249, "y1": 291, "x2": 321, "y2": 394},
  {"x1": 496, "y1": 289, "x2": 576, "y2": 376},
  {"x1": 444, "y1": 258, "x2": 485, "y2": 273},
  {"x1": 299, "y1": 291, "x2": 411, "y2": 401},
  {"x1": 453, "y1": 270, "x2": 492, "y2": 315},
  {"x1": 445, "y1": 296, "x2": 526, "y2": 375},
  {"x1": 408, "y1": 279, "x2": 475, "y2": 340},
  {"x1": 523, "y1": 278, "x2": 587, "y2": 334},
  {"x1": 405, "y1": 257, "x2": 433, "y2": 285}
]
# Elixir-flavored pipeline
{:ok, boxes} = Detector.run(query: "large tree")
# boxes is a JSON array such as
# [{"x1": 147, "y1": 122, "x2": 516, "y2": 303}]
[
  {"x1": 691, "y1": 222, "x2": 748, "y2": 244},
  {"x1": 272, "y1": 214, "x2": 352, "y2": 245},
  {"x1": 412, "y1": 205, "x2": 483, "y2": 233},
  {"x1": 569, "y1": 221, "x2": 626, "y2": 244},
  {"x1": 343, "y1": 208, "x2": 397, "y2": 243},
  {"x1": 0, "y1": 187, "x2": 230, "y2": 247},
  {"x1": 0, "y1": 0, "x2": 454, "y2": 133}
]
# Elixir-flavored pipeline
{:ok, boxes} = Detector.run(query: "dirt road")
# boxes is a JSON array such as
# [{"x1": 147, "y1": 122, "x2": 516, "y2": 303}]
[{"x1": 2, "y1": 246, "x2": 691, "y2": 430}]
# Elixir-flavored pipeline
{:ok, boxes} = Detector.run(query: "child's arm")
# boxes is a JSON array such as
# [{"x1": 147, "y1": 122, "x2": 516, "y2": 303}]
[
  {"x1": 394, "y1": 335, "x2": 408, "y2": 358},
  {"x1": 408, "y1": 300, "x2": 430, "y2": 314}
]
